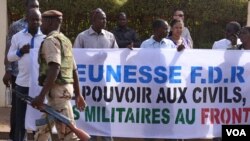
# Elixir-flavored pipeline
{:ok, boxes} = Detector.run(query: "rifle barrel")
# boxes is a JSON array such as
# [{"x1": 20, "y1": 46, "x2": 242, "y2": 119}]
[{"x1": 13, "y1": 89, "x2": 90, "y2": 141}]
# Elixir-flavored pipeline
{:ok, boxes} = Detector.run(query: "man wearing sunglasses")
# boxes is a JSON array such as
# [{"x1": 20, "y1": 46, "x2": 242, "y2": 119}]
[{"x1": 173, "y1": 9, "x2": 193, "y2": 48}]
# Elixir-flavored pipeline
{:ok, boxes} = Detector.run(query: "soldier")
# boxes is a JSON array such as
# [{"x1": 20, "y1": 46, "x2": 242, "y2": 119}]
[{"x1": 31, "y1": 10, "x2": 86, "y2": 141}]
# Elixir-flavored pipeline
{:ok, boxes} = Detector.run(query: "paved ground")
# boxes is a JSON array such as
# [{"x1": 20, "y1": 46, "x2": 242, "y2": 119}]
[
  {"x1": 0, "y1": 107, "x2": 11, "y2": 141},
  {"x1": 0, "y1": 107, "x2": 146, "y2": 141},
  {"x1": 0, "y1": 107, "x2": 213, "y2": 141}
]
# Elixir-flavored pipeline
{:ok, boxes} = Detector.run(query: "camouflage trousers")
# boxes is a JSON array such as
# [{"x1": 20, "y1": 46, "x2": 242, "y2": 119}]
[{"x1": 34, "y1": 84, "x2": 78, "y2": 141}]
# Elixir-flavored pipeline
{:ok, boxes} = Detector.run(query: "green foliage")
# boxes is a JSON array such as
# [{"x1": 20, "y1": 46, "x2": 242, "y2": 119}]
[{"x1": 7, "y1": 0, "x2": 248, "y2": 48}]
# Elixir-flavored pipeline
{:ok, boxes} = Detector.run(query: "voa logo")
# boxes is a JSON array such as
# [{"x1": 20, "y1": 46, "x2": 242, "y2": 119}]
[{"x1": 226, "y1": 129, "x2": 246, "y2": 136}]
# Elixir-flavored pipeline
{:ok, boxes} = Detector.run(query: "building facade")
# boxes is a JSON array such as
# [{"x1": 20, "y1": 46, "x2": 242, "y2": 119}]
[{"x1": 0, "y1": 0, "x2": 8, "y2": 107}]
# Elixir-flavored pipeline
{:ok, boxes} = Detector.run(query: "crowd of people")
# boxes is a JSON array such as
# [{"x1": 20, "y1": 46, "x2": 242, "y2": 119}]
[{"x1": 3, "y1": 0, "x2": 249, "y2": 141}]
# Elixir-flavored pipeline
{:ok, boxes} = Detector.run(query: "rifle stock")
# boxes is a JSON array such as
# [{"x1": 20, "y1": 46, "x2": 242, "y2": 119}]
[
  {"x1": 68, "y1": 123, "x2": 90, "y2": 141},
  {"x1": 14, "y1": 89, "x2": 91, "y2": 141}
]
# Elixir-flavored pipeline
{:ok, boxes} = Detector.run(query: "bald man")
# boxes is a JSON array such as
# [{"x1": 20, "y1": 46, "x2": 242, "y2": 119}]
[
  {"x1": 7, "y1": 8, "x2": 45, "y2": 141},
  {"x1": 73, "y1": 7, "x2": 115, "y2": 141},
  {"x1": 73, "y1": 8, "x2": 118, "y2": 49}
]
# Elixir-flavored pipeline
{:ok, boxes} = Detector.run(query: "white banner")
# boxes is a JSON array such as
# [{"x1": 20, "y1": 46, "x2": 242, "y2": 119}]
[{"x1": 26, "y1": 48, "x2": 250, "y2": 139}]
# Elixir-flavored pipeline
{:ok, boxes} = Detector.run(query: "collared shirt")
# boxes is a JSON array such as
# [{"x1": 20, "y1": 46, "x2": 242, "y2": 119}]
[
  {"x1": 212, "y1": 38, "x2": 242, "y2": 49},
  {"x1": 140, "y1": 36, "x2": 176, "y2": 48},
  {"x1": 73, "y1": 26, "x2": 118, "y2": 48},
  {"x1": 7, "y1": 28, "x2": 45, "y2": 87},
  {"x1": 5, "y1": 18, "x2": 28, "y2": 76},
  {"x1": 112, "y1": 26, "x2": 141, "y2": 48}
]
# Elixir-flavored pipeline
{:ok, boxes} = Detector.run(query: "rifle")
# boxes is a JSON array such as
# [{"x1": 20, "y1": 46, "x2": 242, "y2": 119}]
[{"x1": 14, "y1": 89, "x2": 91, "y2": 141}]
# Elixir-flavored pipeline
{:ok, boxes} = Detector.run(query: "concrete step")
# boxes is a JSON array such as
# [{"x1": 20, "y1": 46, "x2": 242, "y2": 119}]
[
  {"x1": 0, "y1": 132, "x2": 9, "y2": 140},
  {"x1": 0, "y1": 131, "x2": 60, "y2": 141},
  {"x1": 0, "y1": 131, "x2": 35, "y2": 140},
  {"x1": 0, "y1": 133, "x2": 32, "y2": 140},
  {"x1": 0, "y1": 107, "x2": 11, "y2": 141}
]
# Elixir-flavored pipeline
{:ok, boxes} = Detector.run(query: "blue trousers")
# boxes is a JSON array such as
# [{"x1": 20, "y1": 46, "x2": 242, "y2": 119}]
[
  {"x1": 9, "y1": 75, "x2": 16, "y2": 140},
  {"x1": 14, "y1": 85, "x2": 28, "y2": 141}
]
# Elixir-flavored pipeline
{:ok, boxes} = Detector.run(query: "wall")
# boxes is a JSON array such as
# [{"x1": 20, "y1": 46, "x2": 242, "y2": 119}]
[{"x1": 0, "y1": 0, "x2": 8, "y2": 107}]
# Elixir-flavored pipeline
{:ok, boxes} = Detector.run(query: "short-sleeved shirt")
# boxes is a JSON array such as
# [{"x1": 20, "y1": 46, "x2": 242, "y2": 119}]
[
  {"x1": 112, "y1": 26, "x2": 141, "y2": 48},
  {"x1": 212, "y1": 38, "x2": 242, "y2": 49},
  {"x1": 140, "y1": 36, "x2": 176, "y2": 48},
  {"x1": 73, "y1": 26, "x2": 118, "y2": 48}
]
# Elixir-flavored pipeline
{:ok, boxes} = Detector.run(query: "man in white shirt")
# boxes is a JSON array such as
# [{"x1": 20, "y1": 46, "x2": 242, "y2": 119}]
[
  {"x1": 140, "y1": 19, "x2": 175, "y2": 49},
  {"x1": 142, "y1": 19, "x2": 185, "y2": 141},
  {"x1": 7, "y1": 8, "x2": 45, "y2": 141},
  {"x1": 212, "y1": 21, "x2": 241, "y2": 49},
  {"x1": 211, "y1": 21, "x2": 241, "y2": 141}
]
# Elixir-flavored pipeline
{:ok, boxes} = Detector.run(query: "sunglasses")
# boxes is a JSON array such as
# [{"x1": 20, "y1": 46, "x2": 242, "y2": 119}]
[{"x1": 175, "y1": 14, "x2": 184, "y2": 17}]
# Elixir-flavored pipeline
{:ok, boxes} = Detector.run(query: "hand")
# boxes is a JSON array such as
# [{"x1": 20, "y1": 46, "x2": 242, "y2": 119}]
[
  {"x1": 127, "y1": 42, "x2": 134, "y2": 50},
  {"x1": 31, "y1": 95, "x2": 45, "y2": 111},
  {"x1": 20, "y1": 44, "x2": 30, "y2": 54},
  {"x1": 2, "y1": 71, "x2": 12, "y2": 87},
  {"x1": 177, "y1": 44, "x2": 185, "y2": 52},
  {"x1": 228, "y1": 34, "x2": 238, "y2": 47},
  {"x1": 75, "y1": 95, "x2": 87, "y2": 111}
]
